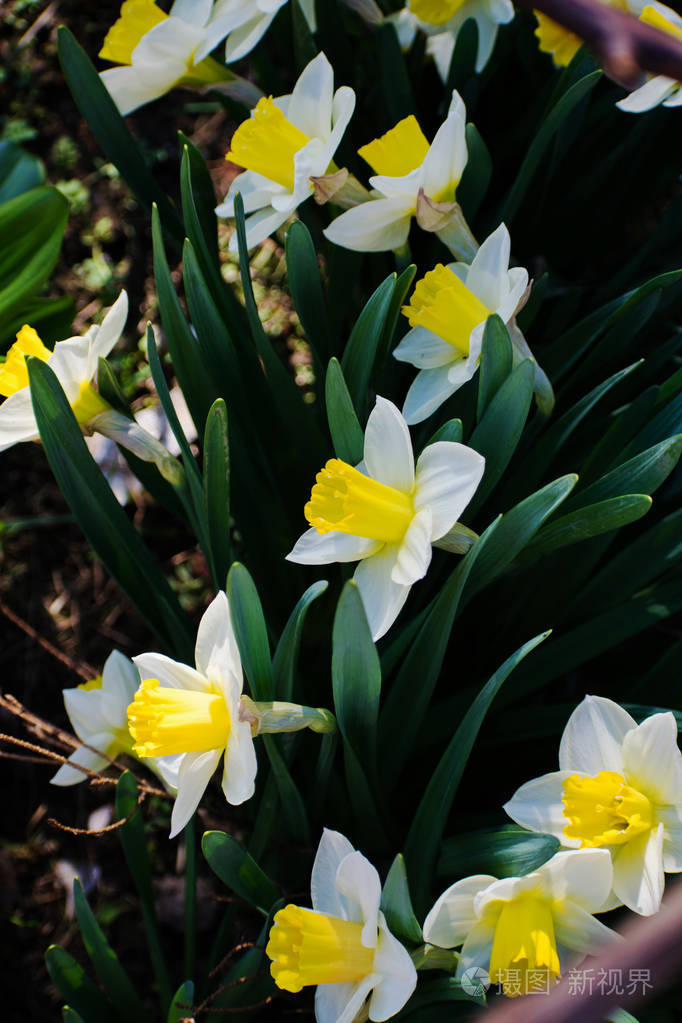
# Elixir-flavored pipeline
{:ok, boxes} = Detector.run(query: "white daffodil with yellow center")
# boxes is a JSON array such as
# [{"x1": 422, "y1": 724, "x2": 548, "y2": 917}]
[
  {"x1": 504, "y1": 695, "x2": 682, "y2": 915},
  {"x1": 323, "y1": 91, "x2": 477, "y2": 260},
  {"x1": 617, "y1": 3, "x2": 682, "y2": 111},
  {"x1": 391, "y1": 0, "x2": 514, "y2": 79},
  {"x1": 99, "y1": 0, "x2": 261, "y2": 116},
  {"x1": 286, "y1": 397, "x2": 485, "y2": 640},
  {"x1": 211, "y1": 0, "x2": 316, "y2": 63},
  {"x1": 0, "y1": 293, "x2": 183, "y2": 482},
  {"x1": 266, "y1": 828, "x2": 417, "y2": 1023},
  {"x1": 215, "y1": 52, "x2": 356, "y2": 251},
  {"x1": 424, "y1": 849, "x2": 618, "y2": 997},
  {"x1": 130, "y1": 591, "x2": 335, "y2": 837},
  {"x1": 393, "y1": 223, "x2": 530, "y2": 424}
]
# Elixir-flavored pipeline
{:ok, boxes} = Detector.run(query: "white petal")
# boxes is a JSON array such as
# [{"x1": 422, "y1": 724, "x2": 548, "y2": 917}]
[
  {"x1": 612, "y1": 823, "x2": 665, "y2": 915},
  {"x1": 317, "y1": 975, "x2": 376, "y2": 1023},
  {"x1": 616, "y1": 75, "x2": 676, "y2": 113},
  {"x1": 503, "y1": 771, "x2": 577, "y2": 844},
  {"x1": 370, "y1": 915, "x2": 417, "y2": 1020},
  {"x1": 393, "y1": 326, "x2": 455, "y2": 369},
  {"x1": 101, "y1": 650, "x2": 139, "y2": 728},
  {"x1": 471, "y1": 11, "x2": 501, "y2": 71},
  {"x1": 216, "y1": 170, "x2": 281, "y2": 217},
  {"x1": 195, "y1": 591, "x2": 242, "y2": 691},
  {"x1": 133, "y1": 652, "x2": 209, "y2": 692},
  {"x1": 364, "y1": 396, "x2": 414, "y2": 492},
  {"x1": 414, "y1": 441, "x2": 485, "y2": 539},
  {"x1": 133, "y1": 16, "x2": 204, "y2": 64},
  {"x1": 63, "y1": 687, "x2": 109, "y2": 741},
  {"x1": 170, "y1": 0, "x2": 213, "y2": 26},
  {"x1": 286, "y1": 526, "x2": 381, "y2": 565},
  {"x1": 353, "y1": 545, "x2": 411, "y2": 641},
  {"x1": 553, "y1": 900, "x2": 619, "y2": 957},
  {"x1": 148, "y1": 753, "x2": 181, "y2": 794},
  {"x1": 224, "y1": 12, "x2": 276, "y2": 63},
  {"x1": 0, "y1": 388, "x2": 38, "y2": 450},
  {"x1": 298, "y1": 0, "x2": 317, "y2": 30},
  {"x1": 496, "y1": 267, "x2": 529, "y2": 324},
  {"x1": 423, "y1": 875, "x2": 498, "y2": 948},
  {"x1": 48, "y1": 338, "x2": 91, "y2": 401},
  {"x1": 658, "y1": 804, "x2": 682, "y2": 872},
  {"x1": 227, "y1": 204, "x2": 292, "y2": 251},
  {"x1": 558, "y1": 695, "x2": 635, "y2": 774},
  {"x1": 323, "y1": 198, "x2": 414, "y2": 253},
  {"x1": 100, "y1": 65, "x2": 180, "y2": 116},
  {"x1": 312, "y1": 829, "x2": 357, "y2": 917},
  {"x1": 425, "y1": 31, "x2": 455, "y2": 82},
  {"x1": 287, "y1": 52, "x2": 333, "y2": 140},
  {"x1": 335, "y1": 851, "x2": 382, "y2": 945},
  {"x1": 467, "y1": 224, "x2": 510, "y2": 312},
  {"x1": 326, "y1": 86, "x2": 356, "y2": 157},
  {"x1": 90, "y1": 292, "x2": 128, "y2": 363},
  {"x1": 663, "y1": 84, "x2": 682, "y2": 106},
  {"x1": 392, "y1": 507, "x2": 432, "y2": 585},
  {"x1": 621, "y1": 712, "x2": 682, "y2": 805},
  {"x1": 456, "y1": 917, "x2": 497, "y2": 975},
  {"x1": 50, "y1": 738, "x2": 112, "y2": 786},
  {"x1": 169, "y1": 747, "x2": 222, "y2": 838},
  {"x1": 420, "y1": 100, "x2": 468, "y2": 200},
  {"x1": 222, "y1": 720, "x2": 257, "y2": 804},
  {"x1": 539, "y1": 848, "x2": 614, "y2": 912},
  {"x1": 401, "y1": 362, "x2": 466, "y2": 425}
]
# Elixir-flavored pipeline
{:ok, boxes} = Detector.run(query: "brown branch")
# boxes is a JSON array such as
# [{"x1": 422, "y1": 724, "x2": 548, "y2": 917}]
[
  {"x1": 0, "y1": 599, "x2": 96, "y2": 680},
  {"x1": 48, "y1": 792, "x2": 146, "y2": 836},
  {"x1": 482, "y1": 878, "x2": 682, "y2": 1023},
  {"x1": 514, "y1": 0, "x2": 682, "y2": 88}
]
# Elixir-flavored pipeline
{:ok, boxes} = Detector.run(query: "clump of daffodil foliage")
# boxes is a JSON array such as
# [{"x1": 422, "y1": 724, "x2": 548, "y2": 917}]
[{"x1": 3, "y1": 0, "x2": 682, "y2": 1020}]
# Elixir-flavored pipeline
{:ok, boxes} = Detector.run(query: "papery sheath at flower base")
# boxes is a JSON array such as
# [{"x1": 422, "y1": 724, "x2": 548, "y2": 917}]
[
  {"x1": 215, "y1": 52, "x2": 357, "y2": 250},
  {"x1": 423, "y1": 849, "x2": 619, "y2": 997},
  {"x1": 129, "y1": 591, "x2": 335, "y2": 837},
  {"x1": 266, "y1": 828, "x2": 417, "y2": 1022},
  {"x1": 286, "y1": 396, "x2": 485, "y2": 640},
  {"x1": 504, "y1": 695, "x2": 682, "y2": 915},
  {"x1": 98, "y1": 0, "x2": 260, "y2": 115},
  {"x1": 323, "y1": 90, "x2": 477, "y2": 260}
]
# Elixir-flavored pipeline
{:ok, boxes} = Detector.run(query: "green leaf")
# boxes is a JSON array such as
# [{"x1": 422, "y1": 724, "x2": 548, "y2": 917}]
[
  {"x1": 379, "y1": 522, "x2": 494, "y2": 786},
  {"x1": 464, "y1": 474, "x2": 577, "y2": 600},
  {"x1": 151, "y1": 205, "x2": 215, "y2": 431},
  {"x1": 46, "y1": 946, "x2": 114, "y2": 1023},
  {"x1": 427, "y1": 419, "x2": 463, "y2": 445},
  {"x1": 0, "y1": 140, "x2": 44, "y2": 203},
  {"x1": 376, "y1": 263, "x2": 417, "y2": 378},
  {"x1": 262, "y1": 733, "x2": 311, "y2": 842},
  {"x1": 438, "y1": 826, "x2": 561, "y2": 879},
  {"x1": 227, "y1": 562, "x2": 274, "y2": 701},
  {"x1": 458, "y1": 123, "x2": 492, "y2": 222},
  {"x1": 203, "y1": 399, "x2": 233, "y2": 588},
  {"x1": 272, "y1": 580, "x2": 329, "y2": 701},
  {"x1": 466, "y1": 359, "x2": 534, "y2": 516},
  {"x1": 115, "y1": 772, "x2": 172, "y2": 1016},
  {"x1": 0, "y1": 186, "x2": 68, "y2": 338},
  {"x1": 28, "y1": 358, "x2": 193, "y2": 660},
  {"x1": 285, "y1": 220, "x2": 333, "y2": 364},
  {"x1": 56, "y1": 27, "x2": 183, "y2": 246},
  {"x1": 166, "y1": 981, "x2": 194, "y2": 1023},
  {"x1": 579, "y1": 387, "x2": 658, "y2": 487},
  {"x1": 202, "y1": 831, "x2": 280, "y2": 913},
  {"x1": 518, "y1": 494, "x2": 652, "y2": 562},
  {"x1": 73, "y1": 878, "x2": 147, "y2": 1023},
  {"x1": 404, "y1": 631, "x2": 551, "y2": 915},
  {"x1": 476, "y1": 315, "x2": 513, "y2": 421},
  {"x1": 378, "y1": 21, "x2": 415, "y2": 122},
  {"x1": 325, "y1": 357, "x2": 364, "y2": 464},
  {"x1": 380, "y1": 854, "x2": 423, "y2": 945},
  {"x1": 341, "y1": 275, "x2": 396, "y2": 418},
  {"x1": 502, "y1": 70, "x2": 602, "y2": 224},
  {"x1": 332, "y1": 581, "x2": 381, "y2": 778},
  {"x1": 562, "y1": 435, "x2": 682, "y2": 513}
]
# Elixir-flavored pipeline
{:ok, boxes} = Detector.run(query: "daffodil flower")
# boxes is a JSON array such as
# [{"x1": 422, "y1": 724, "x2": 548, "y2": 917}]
[
  {"x1": 504, "y1": 695, "x2": 682, "y2": 916},
  {"x1": 212, "y1": 0, "x2": 317, "y2": 63},
  {"x1": 99, "y1": 0, "x2": 260, "y2": 116},
  {"x1": 617, "y1": 3, "x2": 682, "y2": 112},
  {"x1": 423, "y1": 849, "x2": 618, "y2": 997},
  {"x1": 215, "y1": 52, "x2": 356, "y2": 251},
  {"x1": 129, "y1": 591, "x2": 335, "y2": 837},
  {"x1": 51, "y1": 651, "x2": 180, "y2": 791},
  {"x1": 533, "y1": 0, "x2": 640, "y2": 67},
  {"x1": 323, "y1": 91, "x2": 477, "y2": 260},
  {"x1": 393, "y1": 224, "x2": 533, "y2": 424},
  {"x1": 0, "y1": 293, "x2": 183, "y2": 483},
  {"x1": 391, "y1": 0, "x2": 514, "y2": 78},
  {"x1": 266, "y1": 828, "x2": 417, "y2": 1022},
  {"x1": 286, "y1": 397, "x2": 485, "y2": 640}
]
